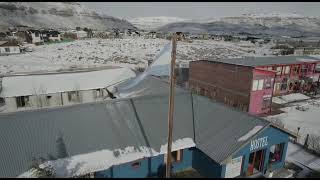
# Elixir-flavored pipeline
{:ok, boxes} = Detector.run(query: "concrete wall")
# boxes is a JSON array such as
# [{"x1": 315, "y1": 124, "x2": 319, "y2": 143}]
[
  {"x1": 1, "y1": 88, "x2": 110, "y2": 113},
  {"x1": 94, "y1": 148, "x2": 193, "y2": 178},
  {"x1": 189, "y1": 61, "x2": 253, "y2": 112}
]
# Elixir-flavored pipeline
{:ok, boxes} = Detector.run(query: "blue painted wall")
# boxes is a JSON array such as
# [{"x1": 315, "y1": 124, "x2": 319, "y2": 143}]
[
  {"x1": 192, "y1": 149, "x2": 223, "y2": 178},
  {"x1": 94, "y1": 148, "x2": 193, "y2": 178},
  {"x1": 220, "y1": 126, "x2": 290, "y2": 177},
  {"x1": 95, "y1": 126, "x2": 290, "y2": 178}
]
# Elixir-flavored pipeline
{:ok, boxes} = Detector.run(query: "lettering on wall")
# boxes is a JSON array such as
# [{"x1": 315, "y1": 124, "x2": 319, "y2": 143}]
[{"x1": 250, "y1": 136, "x2": 268, "y2": 152}]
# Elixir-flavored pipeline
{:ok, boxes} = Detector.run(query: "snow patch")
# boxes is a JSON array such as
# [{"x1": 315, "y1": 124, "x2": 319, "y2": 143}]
[
  {"x1": 238, "y1": 126, "x2": 263, "y2": 142},
  {"x1": 272, "y1": 93, "x2": 310, "y2": 105},
  {"x1": 18, "y1": 137, "x2": 195, "y2": 178}
]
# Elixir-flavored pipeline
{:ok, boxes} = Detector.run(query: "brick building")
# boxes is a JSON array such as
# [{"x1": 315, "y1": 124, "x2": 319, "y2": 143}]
[{"x1": 189, "y1": 56, "x2": 320, "y2": 115}]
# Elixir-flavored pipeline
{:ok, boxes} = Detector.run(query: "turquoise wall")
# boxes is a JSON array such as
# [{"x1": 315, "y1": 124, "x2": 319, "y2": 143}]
[
  {"x1": 95, "y1": 126, "x2": 290, "y2": 178},
  {"x1": 94, "y1": 148, "x2": 193, "y2": 178},
  {"x1": 220, "y1": 126, "x2": 289, "y2": 177},
  {"x1": 192, "y1": 149, "x2": 223, "y2": 178}
]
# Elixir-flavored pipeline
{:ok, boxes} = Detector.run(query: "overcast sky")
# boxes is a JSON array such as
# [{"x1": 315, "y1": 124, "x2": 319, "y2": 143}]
[{"x1": 81, "y1": 2, "x2": 320, "y2": 20}]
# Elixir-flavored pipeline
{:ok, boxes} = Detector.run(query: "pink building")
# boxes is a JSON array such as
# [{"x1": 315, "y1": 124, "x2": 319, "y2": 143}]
[{"x1": 189, "y1": 56, "x2": 320, "y2": 115}]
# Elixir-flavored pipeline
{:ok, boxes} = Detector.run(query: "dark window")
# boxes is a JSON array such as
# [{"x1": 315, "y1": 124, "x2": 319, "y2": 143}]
[
  {"x1": 262, "y1": 97, "x2": 271, "y2": 109},
  {"x1": 269, "y1": 143, "x2": 284, "y2": 163},
  {"x1": 5, "y1": 47, "x2": 10, "y2": 52},
  {"x1": 47, "y1": 96, "x2": 52, "y2": 99},
  {"x1": 16, "y1": 96, "x2": 29, "y2": 108},
  {"x1": 68, "y1": 91, "x2": 79, "y2": 102},
  {"x1": 171, "y1": 150, "x2": 183, "y2": 163},
  {"x1": 35, "y1": 32, "x2": 39, "y2": 37},
  {"x1": 0, "y1": 97, "x2": 5, "y2": 106},
  {"x1": 131, "y1": 161, "x2": 141, "y2": 169}
]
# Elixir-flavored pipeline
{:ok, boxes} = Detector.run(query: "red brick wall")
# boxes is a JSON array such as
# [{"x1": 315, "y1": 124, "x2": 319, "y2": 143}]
[{"x1": 189, "y1": 61, "x2": 253, "y2": 112}]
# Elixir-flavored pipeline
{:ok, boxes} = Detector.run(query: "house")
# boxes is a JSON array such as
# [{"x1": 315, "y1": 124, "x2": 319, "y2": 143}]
[
  {"x1": 0, "y1": 41, "x2": 21, "y2": 56},
  {"x1": 41, "y1": 30, "x2": 61, "y2": 42},
  {"x1": 0, "y1": 67, "x2": 136, "y2": 113},
  {"x1": 75, "y1": 30, "x2": 87, "y2": 39},
  {"x1": 189, "y1": 56, "x2": 320, "y2": 115},
  {"x1": 0, "y1": 79, "x2": 292, "y2": 178},
  {"x1": 26, "y1": 30, "x2": 44, "y2": 45}
]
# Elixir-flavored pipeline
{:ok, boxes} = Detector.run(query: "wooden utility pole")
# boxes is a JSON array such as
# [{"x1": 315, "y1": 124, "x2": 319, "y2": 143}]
[{"x1": 166, "y1": 32, "x2": 177, "y2": 178}]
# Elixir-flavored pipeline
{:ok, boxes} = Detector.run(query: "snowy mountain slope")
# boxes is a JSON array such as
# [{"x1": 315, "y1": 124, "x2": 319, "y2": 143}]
[
  {"x1": 0, "y1": 2, "x2": 136, "y2": 30},
  {"x1": 157, "y1": 13, "x2": 320, "y2": 37},
  {"x1": 128, "y1": 16, "x2": 190, "y2": 30}
]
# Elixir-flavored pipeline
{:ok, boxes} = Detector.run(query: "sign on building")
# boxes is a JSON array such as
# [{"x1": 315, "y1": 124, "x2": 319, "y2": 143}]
[
  {"x1": 225, "y1": 156, "x2": 243, "y2": 178},
  {"x1": 250, "y1": 136, "x2": 268, "y2": 152}
]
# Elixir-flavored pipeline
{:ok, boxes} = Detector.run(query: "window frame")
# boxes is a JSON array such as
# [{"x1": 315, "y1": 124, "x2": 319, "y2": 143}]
[
  {"x1": 269, "y1": 143, "x2": 285, "y2": 164},
  {"x1": 5, "y1": 47, "x2": 10, "y2": 52},
  {"x1": 16, "y1": 96, "x2": 29, "y2": 108}
]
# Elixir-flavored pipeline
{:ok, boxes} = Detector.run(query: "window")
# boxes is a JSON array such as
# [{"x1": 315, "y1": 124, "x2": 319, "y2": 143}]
[
  {"x1": 95, "y1": 89, "x2": 103, "y2": 98},
  {"x1": 171, "y1": 149, "x2": 183, "y2": 163},
  {"x1": 269, "y1": 143, "x2": 284, "y2": 163},
  {"x1": 131, "y1": 161, "x2": 141, "y2": 169},
  {"x1": 280, "y1": 78, "x2": 288, "y2": 91},
  {"x1": 258, "y1": 79, "x2": 264, "y2": 90},
  {"x1": 67, "y1": 91, "x2": 80, "y2": 102},
  {"x1": 262, "y1": 97, "x2": 271, "y2": 109},
  {"x1": 5, "y1": 47, "x2": 10, "y2": 52},
  {"x1": 47, "y1": 96, "x2": 52, "y2": 99},
  {"x1": 276, "y1": 66, "x2": 282, "y2": 75},
  {"x1": 16, "y1": 96, "x2": 29, "y2": 108},
  {"x1": 0, "y1": 97, "x2": 5, "y2": 106},
  {"x1": 252, "y1": 80, "x2": 259, "y2": 91},
  {"x1": 35, "y1": 32, "x2": 39, "y2": 37},
  {"x1": 292, "y1": 65, "x2": 299, "y2": 74},
  {"x1": 284, "y1": 66, "x2": 290, "y2": 74}
]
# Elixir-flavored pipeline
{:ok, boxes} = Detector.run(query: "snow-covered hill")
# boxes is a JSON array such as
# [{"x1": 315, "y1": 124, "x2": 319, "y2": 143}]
[
  {"x1": 157, "y1": 13, "x2": 320, "y2": 37},
  {"x1": 128, "y1": 16, "x2": 190, "y2": 30},
  {"x1": 0, "y1": 2, "x2": 136, "y2": 31}
]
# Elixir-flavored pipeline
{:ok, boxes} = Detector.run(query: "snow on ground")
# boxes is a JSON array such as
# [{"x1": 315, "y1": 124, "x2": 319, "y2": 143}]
[
  {"x1": 0, "y1": 37, "x2": 260, "y2": 75},
  {"x1": 272, "y1": 93, "x2": 311, "y2": 105},
  {"x1": 286, "y1": 142, "x2": 320, "y2": 172},
  {"x1": 266, "y1": 98, "x2": 320, "y2": 145},
  {"x1": 18, "y1": 137, "x2": 195, "y2": 178}
]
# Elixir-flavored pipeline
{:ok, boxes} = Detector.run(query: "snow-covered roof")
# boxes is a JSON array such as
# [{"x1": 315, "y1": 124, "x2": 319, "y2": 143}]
[
  {"x1": 0, "y1": 86, "x2": 276, "y2": 177},
  {"x1": 0, "y1": 67, "x2": 136, "y2": 97}
]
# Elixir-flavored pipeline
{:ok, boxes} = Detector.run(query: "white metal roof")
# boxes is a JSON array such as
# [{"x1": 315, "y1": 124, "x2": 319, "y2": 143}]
[{"x1": 0, "y1": 67, "x2": 136, "y2": 97}]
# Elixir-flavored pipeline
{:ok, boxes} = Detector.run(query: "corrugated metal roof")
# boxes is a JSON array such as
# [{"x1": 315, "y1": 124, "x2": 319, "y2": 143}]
[
  {"x1": 192, "y1": 94, "x2": 269, "y2": 164},
  {"x1": 0, "y1": 76, "x2": 272, "y2": 177},
  {"x1": 202, "y1": 55, "x2": 320, "y2": 67},
  {"x1": 114, "y1": 75, "x2": 187, "y2": 98},
  {"x1": 0, "y1": 92, "x2": 194, "y2": 177}
]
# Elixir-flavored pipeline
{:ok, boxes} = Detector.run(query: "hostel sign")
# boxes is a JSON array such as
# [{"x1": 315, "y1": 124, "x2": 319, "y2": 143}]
[{"x1": 250, "y1": 136, "x2": 268, "y2": 151}]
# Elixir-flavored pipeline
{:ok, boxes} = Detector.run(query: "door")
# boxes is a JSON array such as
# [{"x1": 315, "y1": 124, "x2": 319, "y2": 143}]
[{"x1": 246, "y1": 149, "x2": 266, "y2": 176}]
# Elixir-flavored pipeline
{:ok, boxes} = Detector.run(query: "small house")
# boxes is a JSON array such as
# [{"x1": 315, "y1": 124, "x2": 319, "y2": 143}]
[
  {"x1": 26, "y1": 30, "x2": 44, "y2": 45},
  {"x1": 0, "y1": 41, "x2": 21, "y2": 56},
  {"x1": 0, "y1": 67, "x2": 136, "y2": 113}
]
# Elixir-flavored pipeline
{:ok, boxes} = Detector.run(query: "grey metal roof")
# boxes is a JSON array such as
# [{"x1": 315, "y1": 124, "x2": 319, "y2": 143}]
[
  {"x1": 202, "y1": 55, "x2": 320, "y2": 67},
  {"x1": 192, "y1": 94, "x2": 270, "y2": 164},
  {"x1": 0, "y1": 92, "x2": 194, "y2": 177},
  {"x1": 114, "y1": 75, "x2": 187, "y2": 97},
  {"x1": 0, "y1": 81, "x2": 271, "y2": 177}
]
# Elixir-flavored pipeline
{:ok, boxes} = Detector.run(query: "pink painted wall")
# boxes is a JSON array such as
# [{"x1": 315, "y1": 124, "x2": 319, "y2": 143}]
[{"x1": 249, "y1": 68, "x2": 275, "y2": 115}]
